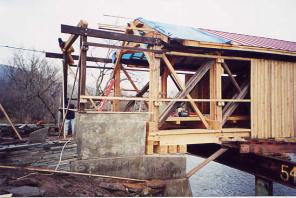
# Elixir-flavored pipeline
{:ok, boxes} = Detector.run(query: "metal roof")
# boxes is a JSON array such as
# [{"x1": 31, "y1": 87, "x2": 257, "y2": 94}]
[
  {"x1": 137, "y1": 18, "x2": 296, "y2": 53},
  {"x1": 199, "y1": 28, "x2": 296, "y2": 53}
]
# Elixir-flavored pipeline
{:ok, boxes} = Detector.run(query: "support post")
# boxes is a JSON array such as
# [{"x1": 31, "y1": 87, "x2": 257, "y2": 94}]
[
  {"x1": 161, "y1": 67, "x2": 169, "y2": 98},
  {"x1": 62, "y1": 52, "x2": 68, "y2": 120},
  {"x1": 113, "y1": 63, "x2": 121, "y2": 111},
  {"x1": 255, "y1": 176, "x2": 273, "y2": 196},
  {"x1": 79, "y1": 35, "x2": 87, "y2": 111},
  {"x1": 148, "y1": 51, "x2": 161, "y2": 139},
  {"x1": 209, "y1": 58, "x2": 223, "y2": 129}
]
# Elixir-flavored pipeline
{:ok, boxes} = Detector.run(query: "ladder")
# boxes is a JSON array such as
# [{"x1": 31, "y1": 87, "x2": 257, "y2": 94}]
[{"x1": 97, "y1": 79, "x2": 115, "y2": 111}]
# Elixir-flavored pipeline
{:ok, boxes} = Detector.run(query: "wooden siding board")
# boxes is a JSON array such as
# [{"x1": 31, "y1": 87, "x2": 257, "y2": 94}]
[{"x1": 251, "y1": 59, "x2": 295, "y2": 139}]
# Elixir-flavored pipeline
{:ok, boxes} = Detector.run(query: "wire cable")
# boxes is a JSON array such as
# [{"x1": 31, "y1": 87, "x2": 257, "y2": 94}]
[{"x1": 0, "y1": 44, "x2": 45, "y2": 53}]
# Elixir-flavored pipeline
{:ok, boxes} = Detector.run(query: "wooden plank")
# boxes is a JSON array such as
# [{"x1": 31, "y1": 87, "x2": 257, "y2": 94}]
[
  {"x1": 61, "y1": 24, "x2": 159, "y2": 45},
  {"x1": 168, "y1": 145, "x2": 178, "y2": 154},
  {"x1": 177, "y1": 145, "x2": 187, "y2": 153},
  {"x1": 181, "y1": 39, "x2": 296, "y2": 57},
  {"x1": 0, "y1": 104, "x2": 22, "y2": 140},
  {"x1": 150, "y1": 130, "x2": 250, "y2": 145},
  {"x1": 160, "y1": 56, "x2": 213, "y2": 128},
  {"x1": 146, "y1": 140, "x2": 154, "y2": 155},
  {"x1": 186, "y1": 148, "x2": 228, "y2": 178},
  {"x1": 155, "y1": 145, "x2": 168, "y2": 154},
  {"x1": 250, "y1": 59, "x2": 257, "y2": 138}
]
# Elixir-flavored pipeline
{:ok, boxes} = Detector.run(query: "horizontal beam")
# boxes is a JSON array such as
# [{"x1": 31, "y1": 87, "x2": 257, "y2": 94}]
[
  {"x1": 149, "y1": 129, "x2": 250, "y2": 145},
  {"x1": 84, "y1": 42, "x2": 164, "y2": 53},
  {"x1": 46, "y1": 52, "x2": 112, "y2": 63},
  {"x1": 61, "y1": 24, "x2": 160, "y2": 45},
  {"x1": 45, "y1": 52, "x2": 149, "y2": 66},
  {"x1": 80, "y1": 95, "x2": 251, "y2": 103},
  {"x1": 64, "y1": 20, "x2": 88, "y2": 51},
  {"x1": 167, "y1": 51, "x2": 252, "y2": 61}
]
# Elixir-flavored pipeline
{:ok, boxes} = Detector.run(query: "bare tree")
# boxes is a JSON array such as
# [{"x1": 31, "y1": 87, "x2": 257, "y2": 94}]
[{"x1": 3, "y1": 51, "x2": 62, "y2": 123}]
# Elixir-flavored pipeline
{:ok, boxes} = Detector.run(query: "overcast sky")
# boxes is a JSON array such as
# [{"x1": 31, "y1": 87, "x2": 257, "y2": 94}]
[{"x1": 0, "y1": 0, "x2": 296, "y2": 64}]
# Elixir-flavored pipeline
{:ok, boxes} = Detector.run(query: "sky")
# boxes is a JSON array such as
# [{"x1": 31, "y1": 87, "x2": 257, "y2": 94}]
[{"x1": 0, "y1": 0, "x2": 295, "y2": 92}]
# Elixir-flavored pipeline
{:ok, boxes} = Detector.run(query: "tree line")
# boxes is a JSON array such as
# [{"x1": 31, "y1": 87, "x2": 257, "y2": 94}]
[{"x1": 0, "y1": 52, "x2": 61, "y2": 124}]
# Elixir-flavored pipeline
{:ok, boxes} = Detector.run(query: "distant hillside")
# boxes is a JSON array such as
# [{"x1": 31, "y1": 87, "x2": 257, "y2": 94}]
[{"x1": 0, "y1": 64, "x2": 11, "y2": 80}]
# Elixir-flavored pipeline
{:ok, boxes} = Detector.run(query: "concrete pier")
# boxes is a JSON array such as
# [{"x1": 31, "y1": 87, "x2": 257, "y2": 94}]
[{"x1": 73, "y1": 112, "x2": 192, "y2": 196}]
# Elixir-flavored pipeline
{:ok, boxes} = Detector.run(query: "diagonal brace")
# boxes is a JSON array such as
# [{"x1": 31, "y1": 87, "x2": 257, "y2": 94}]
[{"x1": 161, "y1": 55, "x2": 213, "y2": 128}]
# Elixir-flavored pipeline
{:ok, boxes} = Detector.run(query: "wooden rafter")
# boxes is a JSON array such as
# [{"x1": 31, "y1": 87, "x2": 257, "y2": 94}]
[{"x1": 159, "y1": 56, "x2": 214, "y2": 128}]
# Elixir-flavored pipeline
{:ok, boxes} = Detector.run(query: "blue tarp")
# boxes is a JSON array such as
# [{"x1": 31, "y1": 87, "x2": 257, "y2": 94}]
[
  {"x1": 138, "y1": 17, "x2": 231, "y2": 44},
  {"x1": 113, "y1": 18, "x2": 232, "y2": 63}
]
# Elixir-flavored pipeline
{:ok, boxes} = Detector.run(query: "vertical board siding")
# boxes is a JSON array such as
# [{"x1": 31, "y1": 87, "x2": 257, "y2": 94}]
[{"x1": 251, "y1": 59, "x2": 296, "y2": 138}]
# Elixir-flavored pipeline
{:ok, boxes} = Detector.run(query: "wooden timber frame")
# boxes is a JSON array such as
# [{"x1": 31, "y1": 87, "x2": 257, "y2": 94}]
[{"x1": 46, "y1": 19, "x2": 296, "y2": 155}]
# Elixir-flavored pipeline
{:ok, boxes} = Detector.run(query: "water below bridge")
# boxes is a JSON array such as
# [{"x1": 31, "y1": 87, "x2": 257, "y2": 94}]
[{"x1": 186, "y1": 154, "x2": 296, "y2": 196}]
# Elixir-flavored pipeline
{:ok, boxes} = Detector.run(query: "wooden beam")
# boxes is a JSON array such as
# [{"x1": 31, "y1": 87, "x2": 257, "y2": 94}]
[
  {"x1": 221, "y1": 62, "x2": 241, "y2": 93},
  {"x1": 0, "y1": 104, "x2": 22, "y2": 140},
  {"x1": 148, "y1": 51, "x2": 161, "y2": 134},
  {"x1": 64, "y1": 20, "x2": 88, "y2": 51},
  {"x1": 124, "y1": 82, "x2": 149, "y2": 111},
  {"x1": 84, "y1": 42, "x2": 164, "y2": 53},
  {"x1": 209, "y1": 59, "x2": 223, "y2": 129},
  {"x1": 167, "y1": 51, "x2": 252, "y2": 61},
  {"x1": 61, "y1": 24, "x2": 159, "y2": 45},
  {"x1": 161, "y1": 67, "x2": 169, "y2": 98},
  {"x1": 46, "y1": 52, "x2": 113, "y2": 63},
  {"x1": 186, "y1": 148, "x2": 228, "y2": 178},
  {"x1": 160, "y1": 56, "x2": 214, "y2": 128},
  {"x1": 79, "y1": 36, "x2": 88, "y2": 111},
  {"x1": 222, "y1": 83, "x2": 249, "y2": 125},
  {"x1": 113, "y1": 63, "x2": 121, "y2": 111},
  {"x1": 149, "y1": 128, "x2": 250, "y2": 145}
]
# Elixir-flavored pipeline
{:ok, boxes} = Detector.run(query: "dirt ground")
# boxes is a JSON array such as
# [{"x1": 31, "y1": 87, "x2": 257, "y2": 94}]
[{"x1": 0, "y1": 168, "x2": 165, "y2": 197}]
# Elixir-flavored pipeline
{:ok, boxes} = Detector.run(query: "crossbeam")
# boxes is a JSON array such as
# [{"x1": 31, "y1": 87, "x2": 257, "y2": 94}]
[
  {"x1": 61, "y1": 24, "x2": 160, "y2": 45},
  {"x1": 45, "y1": 52, "x2": 149, "y2": 66},
  {"x1": 84, "y1": 42, "x2": 164, "y2": 53}
]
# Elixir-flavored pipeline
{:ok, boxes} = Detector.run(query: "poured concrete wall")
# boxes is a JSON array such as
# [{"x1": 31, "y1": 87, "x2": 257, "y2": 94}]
[
  {"x1": 70, "y1": 155, "x2": 186, "y2": 180},
  {"x1": 75, "y1": 112, "x2": 149, "y2": 159}
]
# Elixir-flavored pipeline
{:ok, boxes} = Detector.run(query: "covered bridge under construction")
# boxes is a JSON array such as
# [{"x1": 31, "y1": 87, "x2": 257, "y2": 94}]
[{"x1": 46, "y1": 18, "x2": 296, "y2": 194}]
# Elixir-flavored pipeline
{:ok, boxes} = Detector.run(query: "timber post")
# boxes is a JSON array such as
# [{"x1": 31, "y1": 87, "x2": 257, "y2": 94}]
[
  {"x1": 209, "y1": 58, "x2": 223, "y2": 129},
  {"x1": 78, "y1": 35, "x2": 88, "y2": 112}
]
